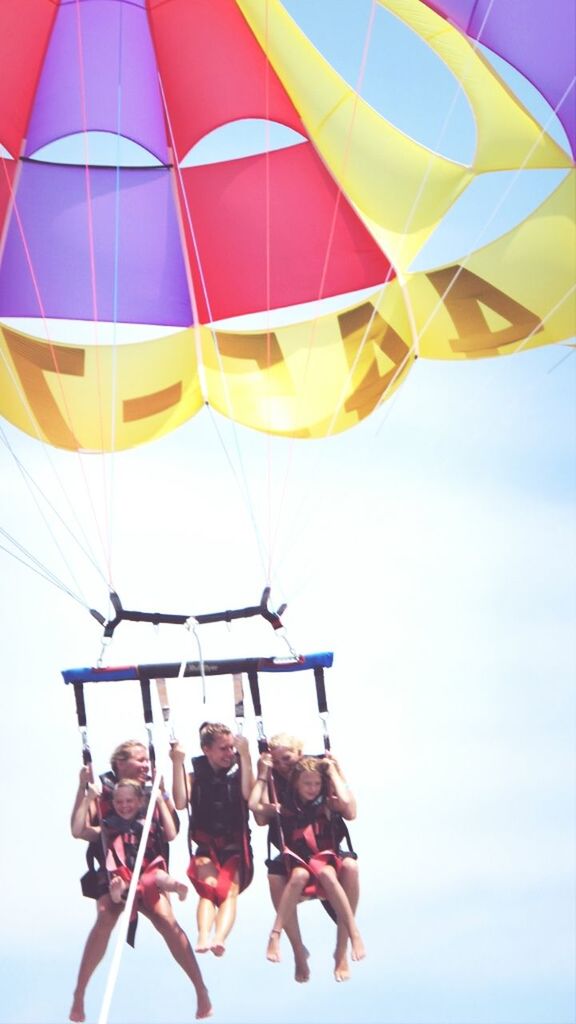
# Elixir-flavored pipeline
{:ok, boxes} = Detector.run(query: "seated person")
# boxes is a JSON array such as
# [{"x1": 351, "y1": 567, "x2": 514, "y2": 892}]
[
  {"x1": 170, "y1": 722, "x2": 254, "y2": 957},
  {"x1": 69, "y1": 745, "x2": 211, "y2": 1022},
  {"x1": 252, "y1": 756, "x2": 365, "y2": 978},
  {"x1": 72, "y1": 778, "x2": 188, "y2": 907},
  {"x1": 250, "y1": 735, "x2": 360, "y2": 982}
]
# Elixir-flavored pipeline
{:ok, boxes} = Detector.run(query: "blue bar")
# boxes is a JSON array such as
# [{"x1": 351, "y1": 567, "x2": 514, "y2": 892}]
[{"x1": 62, "y1": 652, "x2": 333, "y2": 685}]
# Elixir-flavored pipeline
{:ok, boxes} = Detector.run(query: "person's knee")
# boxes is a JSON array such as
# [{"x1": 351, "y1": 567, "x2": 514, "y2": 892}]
[
  {"x1": 95, "y1": 901, "x2": 121, "y2": 929},
  {"x1": 317, "y1": 866, "x2": 338, "y2": 890},
  {"x1": 286, "y1": 870, "x2": 308, "y2": 892}
]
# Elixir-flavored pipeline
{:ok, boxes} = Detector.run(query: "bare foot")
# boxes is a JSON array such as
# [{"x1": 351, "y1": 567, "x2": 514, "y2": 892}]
[
  {"x1": 109, "y1": 876, "x2": 125, "y2": 905},
  {"x1": 69, "y1": 994, "x2": 85, "y2": 1022},
  {"x1": 294, "y1": 947, "x2": 310, "y2": 983},
  {"x1": 350, "y1": 931, "x2": 366, "y2": 962},
  {"x1": 267, "y1": 929, "x2": 281, "y2": 963},
  {"x1": 195, "y1": 934, "x2": 211, "y2": 953},
  {"x1": 175, "y1": 881, "x2": 188, "y2": 901},
  {"x1": 334, "y1": 951, "x2": 351, "y2": 982},
  {"x1": 195, "y1": 986, "x2": 213, "y2": 1019},
  {"x1": 210, "y1": 941, "x2": 226, "y2": 957}
]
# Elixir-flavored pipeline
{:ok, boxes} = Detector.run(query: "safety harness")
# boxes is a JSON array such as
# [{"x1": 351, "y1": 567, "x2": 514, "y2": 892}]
[{"x1": 187, "y1": 754, "x2": 254, "y2": 906}]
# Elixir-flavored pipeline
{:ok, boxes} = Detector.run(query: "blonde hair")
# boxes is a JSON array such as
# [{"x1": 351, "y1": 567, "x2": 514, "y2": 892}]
[
  {"x1": 269, "y1": 732, "x2": 303, "y2": 754},
  {"x1": 110, "y1": 740, "x2": 147, "y2": 774},
  {"x1": 289, "y1": 757, "x2": 329, "y2": 803}
]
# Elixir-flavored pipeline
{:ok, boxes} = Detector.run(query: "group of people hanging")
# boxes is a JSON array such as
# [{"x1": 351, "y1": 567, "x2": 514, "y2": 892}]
[{"x1": 68, "y1": 725, "x2": 365, "y2": 1022}]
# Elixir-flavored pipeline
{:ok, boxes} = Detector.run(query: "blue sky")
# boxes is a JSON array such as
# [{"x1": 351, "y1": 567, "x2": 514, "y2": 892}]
[{"x1": 0, "y1": 3, "x2": 575, "y2": 1024}]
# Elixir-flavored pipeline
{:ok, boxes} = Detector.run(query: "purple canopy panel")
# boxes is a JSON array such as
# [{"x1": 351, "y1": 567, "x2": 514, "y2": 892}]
[
  {"x1": 424, "y1": 0, "x2": 576, "y2": 156},
  {"x1": 25, "y1": 0, "x2": 169, "y2": 163},
  {"x1": 0, "y1": 161, "x2": 193, "y2": 327}
]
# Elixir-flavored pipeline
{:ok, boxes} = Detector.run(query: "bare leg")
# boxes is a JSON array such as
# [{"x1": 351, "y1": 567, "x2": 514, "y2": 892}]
[
  {"x1": 269, "y1": 874, "x2": 310, "y2": 982},
  {"x1": 155, "y1": 869, "x2": 188, "y2": 902},
  {"x1": 69, "y1": 896, "x2": 123, "y2": 1022},
  {"x1": 317, "y1": 865, "x2": 365, "y2": 972},
  {"x1": 196, "y1": 896, "x2": 217, "y2": 952},
  {"x1": 193, "y1": 859, "x2": 218, "y2": 951},
  {"x1": 334, "y1": 859, "x2": 360, "y2": 982},
  {"x1": 211, "y1": 880, "x2": 239, "y2": 956},
  {"x1": 267, "y1": 868, "x2": 309, "y2": 965},
  {"x1": 144, "y1": 896, "x2": 212, "y2": 1020}
]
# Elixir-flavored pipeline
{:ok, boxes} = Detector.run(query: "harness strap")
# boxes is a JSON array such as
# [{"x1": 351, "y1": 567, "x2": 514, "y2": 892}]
[{"x1": 187, "y1": 852, "x2": 241, "y2": 906}]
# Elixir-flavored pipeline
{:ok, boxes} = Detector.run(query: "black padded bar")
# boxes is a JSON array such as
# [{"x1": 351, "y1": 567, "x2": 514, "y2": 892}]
[
  {"x1": 247, "y1": 668, "x2": 263, "y2": 717},
  {"x1": 73, "y1": 682, "x2": 88, "y2": 728},
  {"x1": 314, "y1": 666, "x2": 329, "y2": 714},
  {"x1": 90, "y1": 587, "x2": 285, "y2": 639},
  {"x1": 139, "y1": 678, "x2": 154, "y2": 725}
]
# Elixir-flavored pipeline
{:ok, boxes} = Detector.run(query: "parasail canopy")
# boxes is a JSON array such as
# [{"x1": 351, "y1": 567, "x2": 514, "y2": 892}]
[{"x1": 0, "y1": 0, "x2": 574, "y2": 452}]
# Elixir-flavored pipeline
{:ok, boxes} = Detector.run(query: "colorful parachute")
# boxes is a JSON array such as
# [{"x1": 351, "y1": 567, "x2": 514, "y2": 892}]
[{"x1": 0, "y1": 0, "x2": 574, "y2": 451}]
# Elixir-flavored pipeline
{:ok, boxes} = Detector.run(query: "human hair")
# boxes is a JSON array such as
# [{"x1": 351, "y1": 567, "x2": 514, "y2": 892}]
[
  {"x1": 113, "y1": 779, "x2": 144, "y2": 800},
  {"x1": 110, "y1": 740, "x2": 146, "y2": 773},
  {"x1": 268, "y1": 732, "x2": 303, "y2": 754},
  {"x1": 289, "y1": 756, "x2": 329, "y2": 802},
  {"x1": 199, "y1": 721, "x2": 232, "y2": 749}
]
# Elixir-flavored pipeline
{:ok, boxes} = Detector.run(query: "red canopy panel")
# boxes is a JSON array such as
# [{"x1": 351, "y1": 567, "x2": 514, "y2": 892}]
[
  {"x1": 0, "y1": 0, "x2": 58, "y2": 157},
  {"x1": 147, "y1": 0, "x2": 306, "y2": 163},
  {"x1": 178, "y1": 142, "x2": 394, "y2": 323}
]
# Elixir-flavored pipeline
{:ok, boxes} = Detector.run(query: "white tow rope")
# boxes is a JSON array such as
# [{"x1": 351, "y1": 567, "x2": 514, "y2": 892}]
[{"x1": 97, "y1": 765, "x2": 164, "y2": 1024}]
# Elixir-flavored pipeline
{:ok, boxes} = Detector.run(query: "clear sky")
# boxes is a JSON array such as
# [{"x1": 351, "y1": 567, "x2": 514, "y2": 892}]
[{"x1": 0, "y1": 3, "x2": 575, "y2": 1024}]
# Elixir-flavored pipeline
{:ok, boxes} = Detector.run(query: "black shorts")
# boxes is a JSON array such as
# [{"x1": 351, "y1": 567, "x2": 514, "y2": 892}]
[{"x1": 266, "y1": 849, "x2": 357, "y2": 877}]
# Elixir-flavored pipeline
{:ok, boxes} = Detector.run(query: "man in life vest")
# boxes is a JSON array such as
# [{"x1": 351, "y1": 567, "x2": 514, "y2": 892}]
[
  {"x1": 250, "y1": 733, "x2": 360, "y2": 982},
  {"x1": 170, "y1": 722, "x2": 255, "y2": 957},
  {"x1": 69, "y1": 741, "x2": 211, "y2": 1022}
]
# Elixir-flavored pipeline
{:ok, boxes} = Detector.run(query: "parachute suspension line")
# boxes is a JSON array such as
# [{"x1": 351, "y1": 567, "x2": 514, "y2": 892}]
[
  {"x1": 291, "y1": 0, "x2": 381, "y2": 427},
  {"x1": 0, "y1": 527, "x2": 94, "y2": 609},
  {"x1": 314, "y1": 0, "x2": 494, "y2": 442},
  {"x1": 547, "y1": 336, "x2": 576, "y2": 375},
  {"x1": 204, "y1": 404, "x2": 271, "y2": 582},
  {"x1": 0, "y1": 161, "x2": 115, "y2": 595},
  {"x1": 413, "y1": 93, "x2": 574, "y2": 352},
  {"x1": 335, "y1": 3, "x2": 571, "y2": 443},
  {"x1": 102, "y1": 0, "x2": 128, "y2": 580},
  {"x1": 263, "y1": 0, "x2": 274, "y2": 585},
  {"x1": 156, "y1": 74, "x2": 207, "y2": 403},
  {"x1": 97, "y1": 766, "x2": 164, "y2": 1024},
  {"x1": 247, "y1": 2, "x2": 382, "y2": 592},
  {"x1": 0, "y1": 425, "x2": 110, "y2": 596},
  {"x1": 1, "y1": 148, "x2": 116, "y2": 583},
  {"x1": 158, "y1": 78, "x2": 273, "y2": 585},
  {"x1": 73, "y1": 0, "x2": 114, "y2": 579}
]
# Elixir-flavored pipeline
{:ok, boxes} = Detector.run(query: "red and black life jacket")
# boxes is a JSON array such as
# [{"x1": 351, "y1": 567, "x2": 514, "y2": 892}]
[
  {"x1": 187, "y1": 754, "x2": 253, "y2": 904},
  {"x1": 81, "y1": 772, "x2": 176, "y2": 898}
]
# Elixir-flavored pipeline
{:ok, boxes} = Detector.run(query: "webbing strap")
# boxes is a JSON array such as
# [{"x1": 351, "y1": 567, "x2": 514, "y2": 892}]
[
  {"x1": 247, "y1": 668, "x2": 267, "y2": 751},
  {"x1": 72, "y1": 683, "x2": 92, "y2": 764},
  {"x1": 314, "y1": 667, "x2": 331, "y2": 751},
  {"x1": 139, "y1": 678, "x2": 155, "y2": 770}
]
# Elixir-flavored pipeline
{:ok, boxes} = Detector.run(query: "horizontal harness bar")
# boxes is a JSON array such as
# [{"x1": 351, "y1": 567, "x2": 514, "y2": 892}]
[{"x1": 62, "y1": 652, "x2": 334, "y2": 685}]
